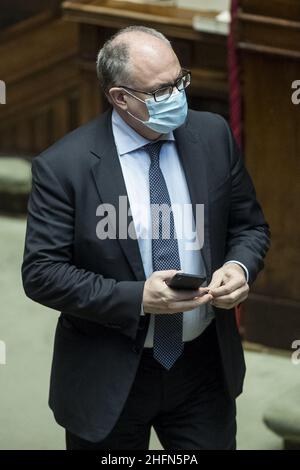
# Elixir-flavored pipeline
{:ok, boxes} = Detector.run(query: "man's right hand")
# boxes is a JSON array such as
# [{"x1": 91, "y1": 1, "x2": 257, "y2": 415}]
[{"x1": 143, "y1": 270, "x2": 213, "y2": 315}]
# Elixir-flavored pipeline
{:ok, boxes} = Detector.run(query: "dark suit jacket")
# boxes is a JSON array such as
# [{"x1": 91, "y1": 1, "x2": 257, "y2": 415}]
[{"x1": 21, "y1": 108, "x2": 270, "y2": 442}]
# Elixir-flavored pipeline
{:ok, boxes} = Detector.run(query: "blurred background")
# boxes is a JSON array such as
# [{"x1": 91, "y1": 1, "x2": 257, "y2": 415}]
[{"x1": 0, "y1": 0, "x2": 299, "y2": 450}]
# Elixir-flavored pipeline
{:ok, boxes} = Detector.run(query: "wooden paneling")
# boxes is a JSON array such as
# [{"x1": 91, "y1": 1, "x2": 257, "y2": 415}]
[
  {"x1": 240, "y1": 0, "x2": 300, "y2": 22},
  {"x1": 0, "y1": 11, "x2": 81, "y2": 155},
  {"x1": 0, "y1": 0, "x2": 61, "y2": 30},
  {"x1": 238, "y1": 0, "x2": 300, "y2": 349}
]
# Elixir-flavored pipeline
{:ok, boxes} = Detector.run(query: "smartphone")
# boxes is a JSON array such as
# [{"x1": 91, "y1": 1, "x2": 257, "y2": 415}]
[{"x1": 166, "y1": 273, "x2": 206, "y2": 290}]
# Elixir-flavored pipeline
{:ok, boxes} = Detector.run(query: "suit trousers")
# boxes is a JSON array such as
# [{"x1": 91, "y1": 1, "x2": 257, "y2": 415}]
[{"x1": 65, "y1": 320, "x2": 237, "y2": 450}]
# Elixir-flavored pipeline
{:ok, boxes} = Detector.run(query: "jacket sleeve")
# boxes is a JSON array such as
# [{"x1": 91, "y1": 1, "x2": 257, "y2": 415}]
[
  {"x1": 221, "y1": 118, "x2": 271, "y2": 285},
  {"x1": 21, "y1": 156, "x2": 145, "y2": 340}
]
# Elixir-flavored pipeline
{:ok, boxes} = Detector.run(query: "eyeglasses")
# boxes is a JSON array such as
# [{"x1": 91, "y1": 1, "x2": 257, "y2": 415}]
[{"x1": 118, "y1": 69, "x2": 191, "y2": 102}]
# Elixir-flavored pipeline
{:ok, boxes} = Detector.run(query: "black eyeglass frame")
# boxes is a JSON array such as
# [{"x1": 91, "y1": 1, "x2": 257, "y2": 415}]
[{"x1": 117, "y1": 69, "x2": 191, "y2": 102}]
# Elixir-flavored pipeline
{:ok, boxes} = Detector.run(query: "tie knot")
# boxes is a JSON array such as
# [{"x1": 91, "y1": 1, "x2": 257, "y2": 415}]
[{"x1": 143, "y1": 141, "x2": 164, "y2": 164}]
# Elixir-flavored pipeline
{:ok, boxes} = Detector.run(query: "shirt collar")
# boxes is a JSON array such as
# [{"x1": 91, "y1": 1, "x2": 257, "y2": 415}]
[{"x1": 111, "y1": 108, "x2": 175, "y2": 156}]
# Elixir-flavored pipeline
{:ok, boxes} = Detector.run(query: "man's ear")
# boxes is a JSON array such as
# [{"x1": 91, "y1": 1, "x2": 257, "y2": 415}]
[{"x1": 108, "y1": 88, "x2": 128, "y2": 110}]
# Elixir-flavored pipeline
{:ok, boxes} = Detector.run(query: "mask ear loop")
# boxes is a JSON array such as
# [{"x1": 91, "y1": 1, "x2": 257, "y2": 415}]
[
  {"x1": 126, "y1": 110, "x2": 147, "y2": 124},
  {"x1": 120, "y1": 87, "x2": 149, "y2": 124}
]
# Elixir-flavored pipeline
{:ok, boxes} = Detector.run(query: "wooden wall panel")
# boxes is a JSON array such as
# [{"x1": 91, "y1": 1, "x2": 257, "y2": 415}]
[
  {"x1": 238, "y1": 0, "x2": 300, "y2": 349},
  {"x1": 0, "y1": 11, "x2": 81, "y2": 156}
]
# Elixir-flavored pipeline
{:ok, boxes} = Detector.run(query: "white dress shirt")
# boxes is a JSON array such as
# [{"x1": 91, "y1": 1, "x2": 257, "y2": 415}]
[{"x1": 111, "y1": 109, "x2": 248, "y2": 348}]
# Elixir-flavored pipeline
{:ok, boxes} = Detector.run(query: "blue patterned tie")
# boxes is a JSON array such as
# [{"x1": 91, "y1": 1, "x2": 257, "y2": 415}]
[{"x1": 144, "y1": 141, "x2": 184, "y2": 370}]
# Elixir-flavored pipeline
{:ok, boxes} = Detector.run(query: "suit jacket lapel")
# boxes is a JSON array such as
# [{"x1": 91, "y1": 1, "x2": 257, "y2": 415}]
[
  {"x1": 90, "y1": 110, "x2": 146, "y2": 282},
  {"x1": 174, "y1": 118, "x2": 212, "y2": 278}
]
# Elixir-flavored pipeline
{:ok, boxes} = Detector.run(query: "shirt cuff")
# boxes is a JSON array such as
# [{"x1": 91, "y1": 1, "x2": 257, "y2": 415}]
[{"x1": 224, "y1": 260, "x2": 249, "y2": 283}]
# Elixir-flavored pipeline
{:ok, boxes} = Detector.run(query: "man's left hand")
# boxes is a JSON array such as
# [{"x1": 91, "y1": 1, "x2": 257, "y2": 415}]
[{"x1": 207, "y1": 263, "x2": 249, "y2": 309}]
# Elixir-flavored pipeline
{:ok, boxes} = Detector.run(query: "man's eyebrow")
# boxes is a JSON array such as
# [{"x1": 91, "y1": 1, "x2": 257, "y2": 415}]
[{"x1": 149, "y1": 70, "x2": 183, "y2": 91}]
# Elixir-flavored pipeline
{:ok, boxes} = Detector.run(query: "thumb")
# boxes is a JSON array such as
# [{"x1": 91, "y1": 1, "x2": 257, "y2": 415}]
[{"x1": 207, "y1": 269, "x2": 224, "y2": 290}]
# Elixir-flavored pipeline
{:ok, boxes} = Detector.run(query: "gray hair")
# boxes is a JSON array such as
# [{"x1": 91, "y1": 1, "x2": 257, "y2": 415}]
[{"x1": 96, "y1": 26, "x2": 172, "y2": 92}]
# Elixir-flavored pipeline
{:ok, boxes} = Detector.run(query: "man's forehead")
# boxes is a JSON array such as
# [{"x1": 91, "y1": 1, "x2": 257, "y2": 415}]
[
  {"x1": 123, "y1": 33, "x2": 175, "y2": 60},
  {"x1": 131, "y1": 63, "x2": 182, "y2": 90},
  {"x1": 129, "y1": 51, "x2": 181, "y2": 88},
  {"x1": 113, "y1": 31, "x2": 181, "y2": 88},
  {"x1": 151, "y1": 69, "x2": 183, "y2": 90}
]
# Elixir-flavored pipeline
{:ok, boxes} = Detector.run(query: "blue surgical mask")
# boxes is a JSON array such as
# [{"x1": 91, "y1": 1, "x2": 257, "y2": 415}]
[{"x1": 123, "y1": 89, "x2": 188, "y2": 134}]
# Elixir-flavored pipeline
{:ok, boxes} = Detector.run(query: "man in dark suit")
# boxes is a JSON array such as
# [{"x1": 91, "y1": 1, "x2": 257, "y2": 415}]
[{"x1": 22, "y1": 26, "x2": 270, "y2": 450}]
